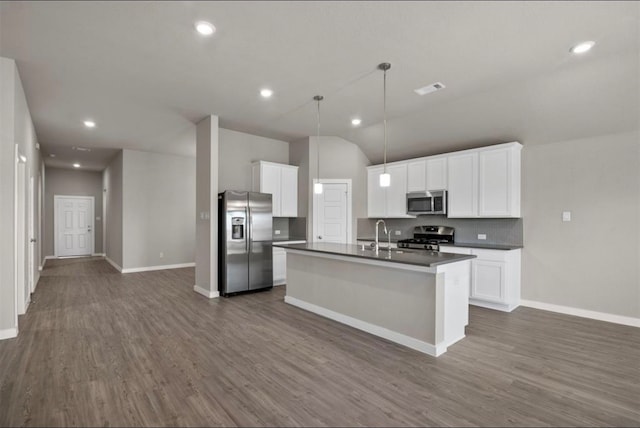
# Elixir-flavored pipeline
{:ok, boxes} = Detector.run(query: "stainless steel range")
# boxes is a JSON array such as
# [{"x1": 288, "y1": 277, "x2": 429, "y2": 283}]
[{"x1": 397, "y1": 226, "x2": 455, "y2": 251}]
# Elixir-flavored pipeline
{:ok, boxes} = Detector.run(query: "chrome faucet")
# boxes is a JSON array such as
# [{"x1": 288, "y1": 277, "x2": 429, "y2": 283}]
[{"x1": 375, "y1": 219, "x2": 388, "y2": 254}]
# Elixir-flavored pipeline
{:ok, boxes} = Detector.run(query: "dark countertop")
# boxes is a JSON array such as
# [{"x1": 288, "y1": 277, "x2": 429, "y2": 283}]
[
  {"x1": 357, "y1": 237, "x2": 522, "y2": 250},
  {"x1": 440, "y1": 243, "x2": 523, "y2": 251},
  {"x1": 357, "y1": 237, "x2": 402, "y2": 243},
  {"x1": 273, "y1": 242, "x2": 475, "y2": 268},
  {"x1": 272, "y1": 237, "x2": 307, "y2": 242}
]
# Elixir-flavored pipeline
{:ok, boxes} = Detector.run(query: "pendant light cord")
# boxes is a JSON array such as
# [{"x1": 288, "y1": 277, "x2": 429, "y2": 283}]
[
  {"x1": 383, "y1": 68, "x2": 388, "y2": 173},
  {"x1": 317, "y1": 97, "x2": 321, "y2": 180}
]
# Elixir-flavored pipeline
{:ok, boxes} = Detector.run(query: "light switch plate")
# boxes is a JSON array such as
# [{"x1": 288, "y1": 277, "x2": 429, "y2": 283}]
[
  {"x1": 562, "y1": 211, "x2": 571, "y2": 222},
  {"x1": 395, "y1": 230, "x2": 402, "y2": 236},
  {"x1": 275, "y1": 230, "x2": 281, "y2": 235},
  {"x1": 478, "y1": 234, "x2": 487, "y2": 240}
]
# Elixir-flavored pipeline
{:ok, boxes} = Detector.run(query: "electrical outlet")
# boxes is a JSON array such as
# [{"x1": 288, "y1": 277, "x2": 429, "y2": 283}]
[
  {"x1": 275, "y1": 230, "x2": 281, "y2": 235},
  {"x1": 159, "y1": 252, "x2": 164, "y2": 258},
  {"x1": 395, "y1": 230, "x2": 401, "y2": 236},
  {"x1": 562, "y1": 211, "x2": 571, "y2": 222},
  {"x1": 478, "y1": 234, "x2": 487, "y2": 240}
]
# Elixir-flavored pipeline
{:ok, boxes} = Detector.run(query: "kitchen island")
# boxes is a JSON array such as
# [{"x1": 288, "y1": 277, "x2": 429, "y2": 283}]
[{"x1": 274, "y1": 242, "x2": 475, "y2": 357}]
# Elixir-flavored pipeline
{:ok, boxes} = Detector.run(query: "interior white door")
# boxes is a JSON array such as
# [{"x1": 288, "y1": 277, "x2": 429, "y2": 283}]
[
  {"x1": 316, "y1": 183, "x2": 348, "y2": 243},
  {"x1": 56, "y1": 196, "x2": 94, "y2": 257},
  {"x1": 28, "y1": 175, "x2": 35, "y2": 293}
]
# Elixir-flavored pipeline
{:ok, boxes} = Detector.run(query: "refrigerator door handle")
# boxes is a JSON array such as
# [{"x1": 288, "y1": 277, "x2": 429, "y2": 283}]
[{"x1": 247, "y1": 206, "x2": 252, "y2": 249}]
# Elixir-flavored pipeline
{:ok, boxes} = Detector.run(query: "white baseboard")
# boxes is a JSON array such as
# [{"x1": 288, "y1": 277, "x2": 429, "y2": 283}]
[
  {"x1": 121, "y1": 262, "x2": 195, "y2": 274},
  {"x1": 521, "y1": 300, "x2": 640, "y2": 328},
  {"x1": 105, "y1": 256, "x2": 123, "y2": 273},
  {"x1": 193, "y1": 285, "x2": 220, "y2": 299},
  {"x1": 284, "y1": 295, "x2": 445, "y2": 357},
  {"x1": 0, "y1": 328, "x2": 18, "y2": 340},
  {"x1": 470, "y1": 298, "x2": 518, "y2": 313},
  {"x1": 92, "y1": 253, "x2": 105, "y2": 257}
]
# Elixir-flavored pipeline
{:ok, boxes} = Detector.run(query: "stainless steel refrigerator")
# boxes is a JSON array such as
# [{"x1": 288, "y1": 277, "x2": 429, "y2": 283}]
[{"x1": 218, "y1": 191, "x2": 273, "y2": 297}]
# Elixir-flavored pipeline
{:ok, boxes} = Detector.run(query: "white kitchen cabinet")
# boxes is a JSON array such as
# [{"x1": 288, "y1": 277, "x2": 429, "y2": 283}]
[
  {"x1": 426, "y1": 156, "x2": 448, "y2": 191},
  {"x1": 447, "y1": 152, "x2": 479, "y2": 218},
  {"x1": 252, "y1": 161, "x2": 298, "y2": 217},
  {"x1": 440, "y1": 245, "x2": 521, "y2": 312},
  {"x1": 273, "y1": 247, "x2": 286, "y2": 285},
  {"x1": 367, "y1": 164, "x2": 415, "y2": 218},
  {"x1": 273, "y1": 240, "x2": 306, "y2": 286},
  {"x1": 367, "y1": 166, "x2": 386, "y2": 217},
  {"x1": 407, "y1": 160, "x2": 426, "y2": 192},
  {"x1": 386, "y1": 164, "x2": 410, "y2": 217},
  {"x1": 478, "y1": 145, "x2": 521, "y2": 217},
  {"x1": 280, "y1": 166, "x2": 298, "y2": 217}
]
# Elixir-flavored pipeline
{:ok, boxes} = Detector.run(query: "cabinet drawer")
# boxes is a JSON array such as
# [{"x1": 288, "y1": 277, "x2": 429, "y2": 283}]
[
  {"x1": 439, "y1": 246, "x2": 472, "y2": 255},
  {"x1": 471, "y1": 248, "x2": 508, "y2": 262}
]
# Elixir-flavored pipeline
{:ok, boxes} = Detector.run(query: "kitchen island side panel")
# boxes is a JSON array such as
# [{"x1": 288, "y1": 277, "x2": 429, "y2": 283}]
[{"x1": 285, "y1": 252, "x2": 437, "y2": 344}]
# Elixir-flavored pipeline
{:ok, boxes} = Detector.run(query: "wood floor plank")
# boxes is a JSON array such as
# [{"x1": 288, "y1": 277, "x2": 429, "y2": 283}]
[{"x1": 0, "y1": 256, "x2": 638, "y2": 427}]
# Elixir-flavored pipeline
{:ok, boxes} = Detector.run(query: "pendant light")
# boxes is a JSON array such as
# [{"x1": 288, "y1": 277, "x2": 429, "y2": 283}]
[
  {"x1": 313, "y1": 95, "x2": 324, "y2": 194},
  {"x1": 378, "y1": 62, "x2": 391, "y2": 188}
]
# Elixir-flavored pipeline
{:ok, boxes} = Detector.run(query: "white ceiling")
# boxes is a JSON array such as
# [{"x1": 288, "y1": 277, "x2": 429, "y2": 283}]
[{"x1": 1, "y1": 1, "x2": 638, "y2": 168}]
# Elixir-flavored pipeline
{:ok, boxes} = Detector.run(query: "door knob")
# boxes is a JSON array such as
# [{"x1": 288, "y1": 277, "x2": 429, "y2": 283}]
[
  {"x1": 318, "y1": 236, "x2": 322, "y2": 239},
  {"x1": 30, "y1": 238, "x2": 36, "y2": 243}
]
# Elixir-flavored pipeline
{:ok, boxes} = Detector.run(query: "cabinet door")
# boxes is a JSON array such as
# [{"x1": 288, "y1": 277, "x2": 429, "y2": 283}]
[
  {"x1": 426, "y1": 157, "x2": 448, "y2": 191},
  {"x1": 272, "y1": 248, "x2": 286, "y2": 286},
  {"x1": 367, "y1": 166, "x2": 386, "y2": 218},
  {"x1": 386, "y1": 163, "x2": 410, "y2": 217},
  {"x1": 471, "y1": 260, "x2": 506, "y2": 303},
  {"x1": 479, "y1": 148, "x2": 511, "y2": 217},
  {"x1": 261, "y1": 163, "x2": 281, "y2": 217},
  {"x1": 280, "y1": 166, "x2": 298, "y2": 217},
  {"x1": 447, "y1": 152, "x2": 478, "y2": 217},
  {"x1": 406, "y1": 160, "x2": 426, "y2": 192}
]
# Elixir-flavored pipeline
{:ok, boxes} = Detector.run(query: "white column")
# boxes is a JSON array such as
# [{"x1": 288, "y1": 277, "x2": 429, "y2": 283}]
[{"x1": 194, "y1": 115, "x2": 220, "y2": 298}]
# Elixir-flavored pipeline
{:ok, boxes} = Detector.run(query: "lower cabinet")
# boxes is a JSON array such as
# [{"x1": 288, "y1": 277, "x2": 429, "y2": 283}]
[
  {"x1": 440, "y1": 246, "x2": 521, "y2": 312},
  {"x1": 273, "y1": 241, "x2": 306, "y2": 286}
]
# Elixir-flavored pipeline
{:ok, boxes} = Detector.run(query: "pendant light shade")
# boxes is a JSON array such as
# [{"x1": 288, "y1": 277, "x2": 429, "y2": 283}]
[
  {"x1": 313, "y1": 95, "x2": 324, "y2": 194},
  {"x1": 379, "y1": 62, "x2": 391, "y2": 188}
]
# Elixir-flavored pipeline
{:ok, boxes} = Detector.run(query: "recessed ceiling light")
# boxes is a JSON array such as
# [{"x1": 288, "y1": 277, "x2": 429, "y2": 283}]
[
  {"x1": 73, "y1": 163, "x2": 81, "y2": 168},
  {"x1": 84, "y1": 120, "x2": 96, "y2": 128},
  {"x1": 195, "y1": 21, "x2": 215, "y2": 36},
  {"x1": 570, "y1": 41, "x2": 595, "y2": 54},
  {"x1": 351, "y1": 118, "x2": 362, "y2": 126},
  {"x1": 260, "y1": 89, "x2": 273, "y2": 98}
]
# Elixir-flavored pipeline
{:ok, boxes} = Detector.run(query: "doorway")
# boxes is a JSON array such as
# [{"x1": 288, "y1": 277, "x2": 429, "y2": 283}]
[
  {"x1": 312, "y1": 179, "x2": 352, "y2": 244},
  {"x1": 54, "y1": 195, "x2": 95, "y2": 257}
]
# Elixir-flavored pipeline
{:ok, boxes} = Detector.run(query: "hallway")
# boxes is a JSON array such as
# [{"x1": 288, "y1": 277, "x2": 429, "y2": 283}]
[{"x1": 1, "y1": 257, "x2": 639, "y2": 427}]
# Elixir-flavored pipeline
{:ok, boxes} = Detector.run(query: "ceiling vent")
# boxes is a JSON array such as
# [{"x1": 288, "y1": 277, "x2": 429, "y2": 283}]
[{"x1": 414, "y1": 82, "x2": 446, "y2": 96}]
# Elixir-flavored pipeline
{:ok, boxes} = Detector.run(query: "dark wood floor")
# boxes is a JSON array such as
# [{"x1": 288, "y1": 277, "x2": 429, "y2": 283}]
[{"x1": 1, "y1": 257, "x2": 639, "y2": 427}]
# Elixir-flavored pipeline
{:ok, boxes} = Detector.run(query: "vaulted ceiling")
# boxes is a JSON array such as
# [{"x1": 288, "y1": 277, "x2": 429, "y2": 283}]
[{"x1": 1, "y1": 1, "x2": 638, "y2": 168}]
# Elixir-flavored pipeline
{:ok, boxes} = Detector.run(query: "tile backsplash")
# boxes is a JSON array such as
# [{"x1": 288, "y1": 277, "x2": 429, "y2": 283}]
[{"x1": 357, "y1": 216, "x2": 523, "y2": 246}]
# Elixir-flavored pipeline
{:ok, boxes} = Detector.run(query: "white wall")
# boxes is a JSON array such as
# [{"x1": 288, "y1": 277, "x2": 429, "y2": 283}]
[
  {"x1": 292, "y1": 136, "x2": 370, "y2": 242},
  {"x1": 43, "y1": 167, "x2": 104, "y2": 256},
  {"x1": 219, "y1": 128, "x2": 289, "y2": 192},
  {"x1": 522, "y1": 131, "x2": 640, "y2": 319},
  {"x1": 122, "y1": 149, "x2": 196, "y2": 270},
  {"x1": 0, "y1": 57, "x2": 42, "y2": 338}
]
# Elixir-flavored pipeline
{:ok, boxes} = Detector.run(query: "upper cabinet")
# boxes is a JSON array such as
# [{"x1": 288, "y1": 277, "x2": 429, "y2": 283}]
[
  {"x1": 447, "y1": 143, "x2": 521, "y2": 218},
  {"x1": 425, "y1": 156, "x2": 448, "y2": 191},
  {"x1": 447, "y1": 151, "x2": 479, "y2": 218},
  {"x1": 406, "y1": 160, "x2": 426, "y2": 192},
  {"x1": 367, "y1": 164, "x2": 415, "y2": 218},
  {"x1": 252, "y1": 161, "x2": 298, "y2": 217},
  {"x1": 367, "y1": 142, "x2": 522, "y2": 219},
  {"x1": 478, "y1": 145, "x2": 521, "y2": 217}
]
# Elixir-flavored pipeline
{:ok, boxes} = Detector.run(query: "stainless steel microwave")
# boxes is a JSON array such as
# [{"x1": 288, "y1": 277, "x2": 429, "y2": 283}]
[{"x1": 406, "y1": 190, "x2": 447, "y2": 215}]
